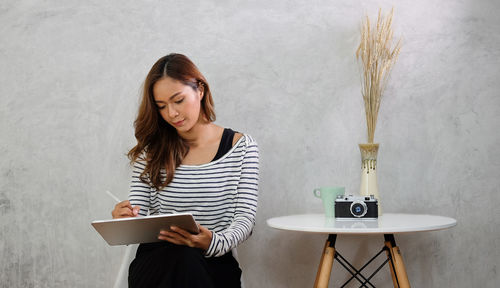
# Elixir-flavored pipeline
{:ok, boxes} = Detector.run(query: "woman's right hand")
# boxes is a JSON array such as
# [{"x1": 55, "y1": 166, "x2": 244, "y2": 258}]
[{"x1": 111, "y1": 200, "x2": 140, "y2": 219}]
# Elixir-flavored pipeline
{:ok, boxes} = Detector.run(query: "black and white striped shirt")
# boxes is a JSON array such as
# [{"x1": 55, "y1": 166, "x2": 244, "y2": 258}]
[{"x1": 129, "y1": 134, "x2": 259, "y2": 257}]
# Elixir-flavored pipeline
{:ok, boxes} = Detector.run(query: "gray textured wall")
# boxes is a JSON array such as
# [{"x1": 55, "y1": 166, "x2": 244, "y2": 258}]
[{"x1": 1, "y1": 0, "x2": 499, "y2": 287}]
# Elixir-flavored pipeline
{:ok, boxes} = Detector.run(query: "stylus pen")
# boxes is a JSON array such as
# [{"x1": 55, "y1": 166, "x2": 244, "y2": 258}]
[
  {"x1": 105, "y1": 190, "x2": 121, "y2": 203},
  {"x1": 106, "y1": 190, "x2": 151, "y2": 215}
]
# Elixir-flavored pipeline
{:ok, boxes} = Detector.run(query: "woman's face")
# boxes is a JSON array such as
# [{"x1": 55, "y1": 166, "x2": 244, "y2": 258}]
[{"x1": 153, "y1": 77, "x2": 203, "y2": 133}]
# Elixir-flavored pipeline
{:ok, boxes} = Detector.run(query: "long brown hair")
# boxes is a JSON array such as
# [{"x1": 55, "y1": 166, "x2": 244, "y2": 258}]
[{"x1": 128, "y1": 53, "x2": 216, "y2": 190}]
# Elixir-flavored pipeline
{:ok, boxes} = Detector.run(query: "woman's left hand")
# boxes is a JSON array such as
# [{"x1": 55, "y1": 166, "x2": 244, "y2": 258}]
[{"x1": 158, "y1": 224, "x2": 213, "y2": 251}]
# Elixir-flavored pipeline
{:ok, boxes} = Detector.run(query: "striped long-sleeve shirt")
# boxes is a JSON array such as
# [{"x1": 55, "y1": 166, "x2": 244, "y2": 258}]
[{"x1": 129, "y1": 134, "x2": 259, "y2": 257}]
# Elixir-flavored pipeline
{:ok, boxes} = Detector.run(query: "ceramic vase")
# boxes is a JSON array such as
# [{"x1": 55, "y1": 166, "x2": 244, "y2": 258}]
[{"x1": 359, "y1": 143, "x2": 382, "y2": 215}]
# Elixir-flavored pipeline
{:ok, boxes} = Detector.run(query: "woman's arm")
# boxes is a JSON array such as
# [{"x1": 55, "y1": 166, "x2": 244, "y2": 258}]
[
  {"x1": 204, "y1": 135, "x2": 260, "y2": 257},
  {"x1": 158, "y1": 224, "x2": 213, "y2": 251},
  {"x1": 111, "y1": 200, "x2": 140, "y2": 219},
  {"x1": 128, "y1": 156, "x2": 152, "y2": 216}
]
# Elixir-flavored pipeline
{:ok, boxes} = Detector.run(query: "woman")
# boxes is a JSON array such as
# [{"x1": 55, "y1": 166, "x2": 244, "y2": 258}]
[{"x1": 111, "y1": 53, "x2": 259, "y2": 287}]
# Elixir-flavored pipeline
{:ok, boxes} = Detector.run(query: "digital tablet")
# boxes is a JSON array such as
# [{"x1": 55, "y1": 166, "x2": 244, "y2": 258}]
[{"x1": 91, "y1": 213, "x2": 199, "y2": 246}]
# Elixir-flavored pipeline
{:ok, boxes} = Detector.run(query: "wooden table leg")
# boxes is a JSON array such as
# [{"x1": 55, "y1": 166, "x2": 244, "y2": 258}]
[
  {"x1": 314, "y1": 234, "x2": 336, "y2": 288},
  {"x1": 384, "y1": 234, "x2": 411, "y2": 288}
]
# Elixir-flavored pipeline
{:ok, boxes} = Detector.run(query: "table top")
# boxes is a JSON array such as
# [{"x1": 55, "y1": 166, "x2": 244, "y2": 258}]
[{"x1": 267, "y1": 213, "x2": 457, "y2": 234}]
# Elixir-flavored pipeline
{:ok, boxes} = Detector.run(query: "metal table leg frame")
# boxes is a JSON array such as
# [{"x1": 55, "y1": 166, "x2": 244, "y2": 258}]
[
  {"x1": 314, "y1": 234, "x2": 411, "y2": 288},
  {"x1": 359, "y1": 257, "x2": 391, "y2": 287},
  {"x1": 334, "y1": 252, "x2": 375, "y2": 288},
  {"x1": 336, "y1": 246, "x2": 389, "y2": 288}
]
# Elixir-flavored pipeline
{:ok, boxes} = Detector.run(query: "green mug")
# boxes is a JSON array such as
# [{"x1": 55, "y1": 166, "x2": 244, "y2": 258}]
[{"x1": 313, "y1": 186, "x2": 345, "y2": 217}]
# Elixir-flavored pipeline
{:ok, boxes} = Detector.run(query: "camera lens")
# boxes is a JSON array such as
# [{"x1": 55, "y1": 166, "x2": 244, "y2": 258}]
[{"x1": 350, "y1": 201, "x2": 367, "y2": 218}]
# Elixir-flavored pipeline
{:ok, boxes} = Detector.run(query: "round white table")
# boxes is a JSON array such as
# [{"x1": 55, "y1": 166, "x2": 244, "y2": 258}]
[
  {"x1": 267, "y1": 213, "x2": 457, "y2": 288},
  {"x1": 267, "y1": 213, "x2": 456, "y2": 234}
]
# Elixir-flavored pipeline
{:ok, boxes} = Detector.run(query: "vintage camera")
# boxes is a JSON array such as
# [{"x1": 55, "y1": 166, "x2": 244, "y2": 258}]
[{"x1": 335, "y1": 194, "x2": 378, "y2": 219}]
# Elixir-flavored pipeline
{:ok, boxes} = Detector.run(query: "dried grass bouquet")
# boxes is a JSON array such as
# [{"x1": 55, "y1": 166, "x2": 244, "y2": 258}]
[{"x1": 356, "y1": 8, "x2": 402, "y2": 143}]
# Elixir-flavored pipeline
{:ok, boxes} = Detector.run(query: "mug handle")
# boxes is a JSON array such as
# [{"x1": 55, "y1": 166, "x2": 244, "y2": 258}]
[{"x1": 313, "y1": 189, "x2": 321, "y2": 198}]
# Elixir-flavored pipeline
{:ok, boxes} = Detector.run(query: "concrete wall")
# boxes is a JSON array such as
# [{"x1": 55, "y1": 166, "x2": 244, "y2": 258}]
[{"x1": 1, "y1": 0, "x2": 499, "y2": 287}]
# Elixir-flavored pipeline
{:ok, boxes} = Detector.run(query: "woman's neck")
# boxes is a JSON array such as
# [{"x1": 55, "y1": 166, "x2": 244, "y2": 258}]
[{"x1": 178, "y1": 121, "x2": 221, "y2": 148}]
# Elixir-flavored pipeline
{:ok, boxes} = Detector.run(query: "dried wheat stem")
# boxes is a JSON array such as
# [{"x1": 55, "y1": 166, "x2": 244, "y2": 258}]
[{"x1": 356, "y1": 8, "x2": 401, "y2": 143}]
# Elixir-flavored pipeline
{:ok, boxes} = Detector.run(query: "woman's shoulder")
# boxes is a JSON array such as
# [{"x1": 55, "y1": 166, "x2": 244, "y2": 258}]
[
  {"x1": 132, "y1": 149, "x2": 151, "y2": 168},
  {"x1": 226, "y1": 128, "x2": 256, "y2": 146},
  {"x1": 233, "y1": 131, "x2": 258, "y2": 150},
  {"x1": 232, "y1": 132, "x2": 243, "y2": 146}
]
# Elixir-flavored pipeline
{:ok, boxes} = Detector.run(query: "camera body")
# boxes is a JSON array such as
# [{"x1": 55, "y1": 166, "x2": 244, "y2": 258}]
[{"x1": 335, "y1": 194, "x2": 378, "y2": 219}]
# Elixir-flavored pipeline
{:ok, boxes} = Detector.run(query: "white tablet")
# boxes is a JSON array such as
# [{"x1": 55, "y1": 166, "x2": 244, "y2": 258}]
[{"x1": 91, "y1": 213, "x2": 199, "y2": 246}]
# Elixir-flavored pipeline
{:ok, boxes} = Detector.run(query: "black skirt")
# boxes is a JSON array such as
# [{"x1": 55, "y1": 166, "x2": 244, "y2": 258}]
[{"x1": 128, "y1": 242, "x2": 242, "y2": 288}]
